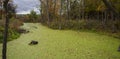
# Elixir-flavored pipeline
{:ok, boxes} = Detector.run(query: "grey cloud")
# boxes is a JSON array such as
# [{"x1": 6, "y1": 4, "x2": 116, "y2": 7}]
[{"x1": 13, "y1": 0, "x2": 40, "y2": 14}]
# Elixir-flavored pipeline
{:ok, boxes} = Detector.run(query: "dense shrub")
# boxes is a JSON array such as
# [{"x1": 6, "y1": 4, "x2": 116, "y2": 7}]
[
  {"x1": 0, "y1": 29, "x2": 20, "y2": 43},
  {"x1": 42, "y1": 19, "x2": 120, "y2": 38},
  {"x1": 0, "y1": 18, "x2": 23, "y2": 43},
  {"x1": 48, "y1": 20, "x2": 99, "y2": 30},
  {"x1": 9, "y1": 17, "x2": 23, "y2": 30},
  {"x1": 8, "y1": 29, "x2": 20, "y2": 41}
]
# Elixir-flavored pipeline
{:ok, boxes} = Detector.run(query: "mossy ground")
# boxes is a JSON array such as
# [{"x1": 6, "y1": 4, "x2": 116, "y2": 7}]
[{"x1": 0, "y1": 23, "x2": 120, "y2": 59}]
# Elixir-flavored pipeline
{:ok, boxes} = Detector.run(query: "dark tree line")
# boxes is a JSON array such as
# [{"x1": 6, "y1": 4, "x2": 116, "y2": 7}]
[{"x1": 40, "y1": 0, "x2": 119, "y2": 21}]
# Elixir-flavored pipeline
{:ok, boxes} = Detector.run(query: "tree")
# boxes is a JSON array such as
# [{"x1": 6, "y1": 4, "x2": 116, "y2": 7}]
[
  {"x1": 66, "y1": 0, "x2": 70, "y2": 20},
  {"x1": 46, "y1": 0, "x2": 50, "y2": 24},
  {"x1": 54, "y1": 0, "x2": 57, "y2": 16},
  {"x1": 2, "y1": 0, "x2": 10, "y2": 59},
  {"x1": 0, "y1": 0, "x2": 2, "y2": 19},
  {"x1": 101, "y1": 0, "x2": 120, "y2": 32},
  {"x1": 69, "y1": 0, "x2": 79, "y2": 19},
  {"x1": 59, "y1": 0, "x2": 64, "y2": 29},
  {"x1": 40, "y1": 0, "x2": 61, "y2": 23},
  {"x1": 39, "y1": 0, "x2": 44, "y2": 22},
  {"x1": 7, "y1": 1, "x2": 16, "y2": 18},
  {"x1": 102, "y1": 0, "x2": 118, "y2": 16},
  {"x1": 28, "y1": 10, "x2": 37, "y2": 22},
  {"x1": 0, "y1": 0, "x2": 16, "y2": 19}
]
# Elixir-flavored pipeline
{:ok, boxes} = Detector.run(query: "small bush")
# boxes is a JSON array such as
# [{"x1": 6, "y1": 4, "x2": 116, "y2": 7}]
[
  {"x1": 9, "y1": 17, "x2": 23, "y2": 30},
  {"x1": 8, "y1": 29, "x2": 20, "y2": 41},
  {"x1": 0, "y1": 18, "x2": 23, "y2": 43}
]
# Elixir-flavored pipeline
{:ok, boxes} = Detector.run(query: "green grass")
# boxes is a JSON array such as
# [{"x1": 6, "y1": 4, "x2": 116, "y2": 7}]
[{"x1": 0, "y1": 23, "x2": 120, "y2": 59}]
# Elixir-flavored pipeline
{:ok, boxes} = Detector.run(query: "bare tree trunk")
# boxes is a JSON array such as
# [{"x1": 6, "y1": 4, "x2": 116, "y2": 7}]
[
  {"x1": 104, "y1": 11, "x2": 107, "y2": 24},
  {"x1": 59, "y1": 0, "x2": 63, "y2": 29},
  {"x1": 78, "y1": 0, "x2": 81, "y2": 20},
  {"x1": 102, "y1": 11, "x2": 104, "y2": 24},
  {"x1": 81, "y1": 0, "x2": 85, "y2": 20},
  {"x1": 46, "y1": 0, "x2": 50, "y2": 25},
  {"x1": 39, "y1": 0, "x2": 43, "y2": 22},
  {"x1": 54, "y1": 0, "x2": 56, "y2": 16},
  {"x1": 67, "y1": 0, "x2": 70, "y2": 20},
  {"x1": 97, "y1": 11, "x2": 100, "y2": 20},
  {"x1": 2, "y1": 0, "x2": 10, "y2": 59}
]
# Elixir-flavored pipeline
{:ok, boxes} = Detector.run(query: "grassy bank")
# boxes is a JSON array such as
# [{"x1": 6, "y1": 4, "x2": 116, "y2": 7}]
[{"x1": 0, "y1": 29, "x2": 20, "y2": 43}]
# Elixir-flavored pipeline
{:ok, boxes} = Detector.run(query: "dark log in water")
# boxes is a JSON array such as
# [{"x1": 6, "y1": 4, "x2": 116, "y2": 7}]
[
  {"x1": 118, "y1": 46, "x2": 120, "y2": 52},
  {"x1": 29, "y1": 40, "x2": 38, "y2": 45}
]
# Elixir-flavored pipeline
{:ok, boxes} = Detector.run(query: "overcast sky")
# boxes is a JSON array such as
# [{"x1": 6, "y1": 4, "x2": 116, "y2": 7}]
[{"x1": 13, "y1": 0, "x2": 40, "y2": 14}]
